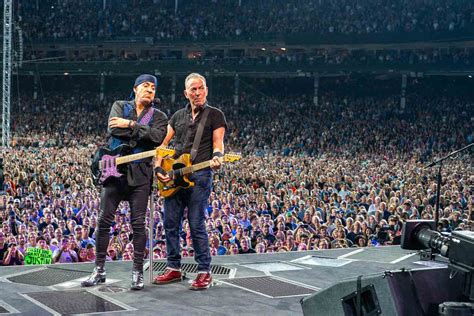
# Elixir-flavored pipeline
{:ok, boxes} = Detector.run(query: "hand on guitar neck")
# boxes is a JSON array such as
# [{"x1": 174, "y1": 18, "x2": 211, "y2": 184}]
[{"x1": 209, "y1": 155, "x2": 223, "y2": 171}]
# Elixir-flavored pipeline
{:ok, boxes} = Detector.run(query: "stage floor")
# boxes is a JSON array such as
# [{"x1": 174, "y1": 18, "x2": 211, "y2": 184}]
[{"x1": 0, "y1": 246, "x2": 447, "y2": 315}]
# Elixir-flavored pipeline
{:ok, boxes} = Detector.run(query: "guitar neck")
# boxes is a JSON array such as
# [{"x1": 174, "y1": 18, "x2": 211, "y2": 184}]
[
  {"x1": 115, "y1": 149, "x2": 155, "y2": 165},
  {"x1": 168, "y1": 154, "x2": 241, "y2": 178},
  {"x1": 179, "y1": 160, "x2": 212, "y2": 176}
]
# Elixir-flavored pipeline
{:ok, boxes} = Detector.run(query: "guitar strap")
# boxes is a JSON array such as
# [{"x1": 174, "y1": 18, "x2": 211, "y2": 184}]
[
  {"x1": 190, "y1": 106, "x2": 210, "y2": 162},
  {"x1": 131, "y1": 106, "x2": 155, "y2": 160}
]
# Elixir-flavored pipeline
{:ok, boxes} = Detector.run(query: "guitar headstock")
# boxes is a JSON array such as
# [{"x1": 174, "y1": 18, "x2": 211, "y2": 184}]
[
  {"x1": 224, "y1": 153, "x2": 242, "y2": 163},
  {"x1": 156, "y1": 146, "x2": 175, "y2": 158}
]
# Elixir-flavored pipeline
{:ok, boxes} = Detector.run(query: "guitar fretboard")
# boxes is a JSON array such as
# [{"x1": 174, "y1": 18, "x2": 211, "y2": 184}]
[
  {"x1": 180, "y1": 161, "x2": 212, "y2": 175},
  {"x1": 115, "y1": 146, "x2": 174, "y2": 165},
  {"x1": 166, "y1": 154, "x2": 240, "y2": 178},
  {"x1": 115, "y1": 149, "x2": 156, "y2": 165}
]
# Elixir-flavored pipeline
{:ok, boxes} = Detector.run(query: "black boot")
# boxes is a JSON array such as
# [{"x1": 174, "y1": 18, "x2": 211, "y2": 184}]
[
  {"x1": 81, "y1": 267, "x2": 106, "y2": 287},
  {"x1": 131, "y1": 269, "x2": 144, "y2": 290}
]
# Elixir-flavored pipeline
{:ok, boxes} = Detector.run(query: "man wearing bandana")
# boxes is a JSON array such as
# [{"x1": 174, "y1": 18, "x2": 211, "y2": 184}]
[{"x1": 82, "y1": 74, "x2": 167, "y2": 290}]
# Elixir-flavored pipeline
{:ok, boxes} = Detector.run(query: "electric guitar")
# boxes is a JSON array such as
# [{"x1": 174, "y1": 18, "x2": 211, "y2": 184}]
[
  {"x1": 157, "y1": 153, "x2": 241, "y2": 198},
  {"x1": 92, "y1": 145, "x2": 175, "y2": 185}
]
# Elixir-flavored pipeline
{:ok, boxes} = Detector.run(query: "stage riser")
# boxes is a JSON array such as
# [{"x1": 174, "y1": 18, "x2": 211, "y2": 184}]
[{"x1": 301, "y1": 268, "x2": 465, "y2": 316}]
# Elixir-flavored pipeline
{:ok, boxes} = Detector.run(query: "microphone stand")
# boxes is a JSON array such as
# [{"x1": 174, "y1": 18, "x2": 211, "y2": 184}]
[
  {"x1": 424, "y1": 143, "x2": 473, "y2": 230},
  {"x1": 148, "y1": 159, "x2": 156, "y2": 284}
]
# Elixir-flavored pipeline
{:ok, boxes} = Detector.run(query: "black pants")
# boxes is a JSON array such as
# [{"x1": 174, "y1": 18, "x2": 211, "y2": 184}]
[{"x1": 95, "y1": 177, "x2": 150, "y2": 271}]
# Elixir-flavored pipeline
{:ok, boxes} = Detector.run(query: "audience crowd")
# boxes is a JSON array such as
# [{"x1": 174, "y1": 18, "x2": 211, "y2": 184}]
[
  {"x1": 26, "y1": 47, "x2": 473, "y2": 70},
  {"x1": 0, "y1": 82, "x2": 472, "y2": 266},
  {"x1": 18, "y1": 0, "x2": 474, "y2": 80},
  {"x1": 17, "y1": 0, "x2": 474, "y2": 42}
]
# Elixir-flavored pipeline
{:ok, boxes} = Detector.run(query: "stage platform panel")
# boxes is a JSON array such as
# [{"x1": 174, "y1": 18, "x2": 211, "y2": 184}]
[{"x1": 0, "y1": 246, "x2": 447, "y2": 316}]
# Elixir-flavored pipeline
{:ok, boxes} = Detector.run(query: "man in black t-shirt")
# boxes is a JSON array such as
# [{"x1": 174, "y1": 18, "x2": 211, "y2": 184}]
[
  {"x1": 238, "y1": 237, "x2": 256, "y2": 254},
  {"x1": 0, "y1": 231, "x2": 7, "y2": 265},
  {"x1": 153, "y1": 73, "x2": 227, "y2": 290},
  {"x1": 262, "y1": 224, "x2": 276, "y2": 245},
  {"x1": 37, "y1": 212, "x2": 58, "y2": 232}
]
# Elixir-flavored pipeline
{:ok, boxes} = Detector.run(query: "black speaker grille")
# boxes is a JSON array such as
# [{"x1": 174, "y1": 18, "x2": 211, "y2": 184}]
[
  {"x1": 147, "y1": 261, "x2": 231, "y2": 275},
  {"x1": 7, "y1": 268, "x2": 90, "y2": 286},
  {"x1": 341, "y1": 284, "x2": 382, "y2": 315},
  {"x1": 25, "y1": 290, "x2": 126, "y2": 315}
]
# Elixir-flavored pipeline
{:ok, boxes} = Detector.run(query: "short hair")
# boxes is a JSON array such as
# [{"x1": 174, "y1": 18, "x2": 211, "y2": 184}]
[{"x1": 185, "y1": 73, "x2": 206, "y2": 89}]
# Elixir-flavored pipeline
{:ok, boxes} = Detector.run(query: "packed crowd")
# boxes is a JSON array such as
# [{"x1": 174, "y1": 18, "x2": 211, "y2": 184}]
[
  {"x1": 0, "y1": 85, "x2": 472, "y2": 265},
  {"x1": 26, "y1": 47, "x2": 474, "y2": 70},
  {"x1": 18, "y1": 0, "x2": 474, "y2": 42},
  {"x1": 292, "y1": 48, "x2": 474, "y2": 67},
  {"x1": 11, "y1": 92, "x2": 107, "y2": 148}
]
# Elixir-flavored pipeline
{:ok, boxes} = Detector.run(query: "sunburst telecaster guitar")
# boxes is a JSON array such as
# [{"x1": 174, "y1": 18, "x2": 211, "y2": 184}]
[{"x1": 157, "y1": 153, "x2": 241, "y2": 198}]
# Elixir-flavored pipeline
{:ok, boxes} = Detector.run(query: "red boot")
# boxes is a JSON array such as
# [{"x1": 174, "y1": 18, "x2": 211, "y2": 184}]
[
  {"x1": 152, "y1": 268, "x2": 183, "y2": 285},
  {"x1": 190, "y1": 272, "x2": 212, "y2": 290}
]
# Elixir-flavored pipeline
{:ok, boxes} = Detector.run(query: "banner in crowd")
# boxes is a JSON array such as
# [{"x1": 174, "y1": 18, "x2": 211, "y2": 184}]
[{"x1": 24, "y1": 247, "x2": 52, "y2": 265}]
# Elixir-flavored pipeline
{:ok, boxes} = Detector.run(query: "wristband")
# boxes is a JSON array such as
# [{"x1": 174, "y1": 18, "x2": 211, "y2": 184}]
[
  {"x1": 154, "y1": 166, "x2": 166, "y2": 175},
  {"x1": 212, "y1": 151, "x2": 223, "y2": 158}
]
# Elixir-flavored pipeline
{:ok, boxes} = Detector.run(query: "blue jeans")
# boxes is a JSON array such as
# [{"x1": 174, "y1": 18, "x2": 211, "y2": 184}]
[{"x1": 163, "y1": 169, "x2": 212, "y2": 271}]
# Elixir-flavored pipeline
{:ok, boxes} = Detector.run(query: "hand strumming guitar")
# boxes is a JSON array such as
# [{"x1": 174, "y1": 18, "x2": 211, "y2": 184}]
[
  {"x1": 154, "y1": 154, "x2": 171, "y2": 182},
  {"x1": 155, "y1": 167, "x2": 171, "y2": 183}
]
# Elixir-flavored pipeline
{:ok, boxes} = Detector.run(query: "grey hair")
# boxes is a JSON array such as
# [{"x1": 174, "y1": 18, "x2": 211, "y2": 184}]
[{"x1": 185, "y1": 73, "x2": 207, "y2": 89}]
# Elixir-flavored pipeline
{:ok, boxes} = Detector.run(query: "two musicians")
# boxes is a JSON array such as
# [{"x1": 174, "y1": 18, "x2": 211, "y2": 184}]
[{"x1": 83, "y1": 73, "x2": 226, "y2": 291}]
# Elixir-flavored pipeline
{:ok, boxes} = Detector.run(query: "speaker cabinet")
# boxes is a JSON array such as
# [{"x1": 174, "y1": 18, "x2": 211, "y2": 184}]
[{"x1": 301, "y1": 267, "x2": 465, "y2": 316}]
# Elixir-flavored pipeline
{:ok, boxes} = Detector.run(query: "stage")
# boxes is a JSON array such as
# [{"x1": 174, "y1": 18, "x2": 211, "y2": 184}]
[{"x1": 0, "y1": 246, "x2": 447, "y2": 315}]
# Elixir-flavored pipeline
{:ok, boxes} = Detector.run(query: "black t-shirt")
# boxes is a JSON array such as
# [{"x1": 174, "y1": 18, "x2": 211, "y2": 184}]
[
  {"x1": 170, "y1": 103, "x2": 227, "y2": 164},
  {"x1": 239, "y1": 248, "x2": 256, "y2": 254},
  {"x1": 4, "y1": 250, "x2": 23, "y2": 265},
  {"x1": 263, "y1": 233, "x2": 276, "y2": 245},
  {"x1": 0, "y1": 244, "x2": 7, "y2": 265},
  {"x1": 38, "y1": 221, "x2": 58, "y2": 233}
]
